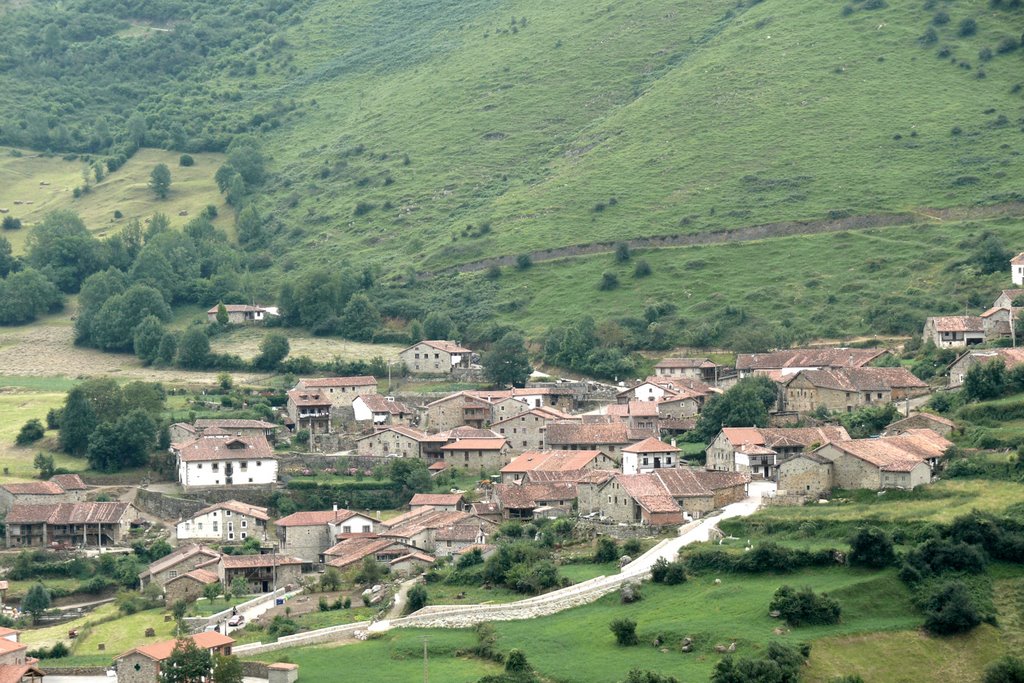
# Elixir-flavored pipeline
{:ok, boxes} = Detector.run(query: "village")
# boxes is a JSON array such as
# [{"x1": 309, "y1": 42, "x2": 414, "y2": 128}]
[{"x1": 0, "y1": 255, "x2": 1021, "y2": 683}]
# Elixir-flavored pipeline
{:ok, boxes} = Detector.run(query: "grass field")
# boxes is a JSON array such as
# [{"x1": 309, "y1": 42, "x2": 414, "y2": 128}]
[
  {"x1": 0, "y1": 389, "x2": 79, "y2": 479},
  {"x1": 207, "y1": 325, "x2": 404, "y2": 363},
  {"x1": 0, "y1": 147, "x2": 234, "y2": 254}
]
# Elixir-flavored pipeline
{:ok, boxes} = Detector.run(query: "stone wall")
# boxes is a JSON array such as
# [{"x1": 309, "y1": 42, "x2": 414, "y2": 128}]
[
  {"x1": 277, "y1": 453, "x2": 393, "y2": 473},
  {"x1": 575, "y1": 519, "x2": 665, "y2": 541},
  {"x1": 134, "y1": 489, "x2": 207, "y2": 521}
]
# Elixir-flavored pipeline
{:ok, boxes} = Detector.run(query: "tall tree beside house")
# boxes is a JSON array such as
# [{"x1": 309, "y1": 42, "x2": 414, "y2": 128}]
[
  {"x1": 157, "y1": 332, "x2": 179, "y2": 366},
  {"x1": 423, "y1": 311, "x2": 455, "y2": 340},
  {"x1": 149, "y1": 163, "x2": 172, "y2": 199},
  {"x1": 160, "y1": 638, "x2": 212, "y2": 683},
  {"x1": 216, "y1": 303, "x2": 229, "y2": 326},
  {"x1": 86, "y1": 409, "x2": 157, "y2": 472},
  {"x1": 134, "y1": 315, "x2": 167, "y2": 366},
  {"x1": 694, "y1": 376, "x2": 778, "y2": 441},
  {"x1": 177, "y1": 328, "x2": 211, "y2": 369},
  {"x1": 211, "y1": 654, "x2": 244, "y2": 683},
  {"x1": 59, "y1": 386, "x2": 98, "y2": 455},
  {"x1": 341, "y1": 293, "x2": 380, "y2": 342},
  {"x1": 483, "y1": 331, "x2": 532, "y2": 387}
]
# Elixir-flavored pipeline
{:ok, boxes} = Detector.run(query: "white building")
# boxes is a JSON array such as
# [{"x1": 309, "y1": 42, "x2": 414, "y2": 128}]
[
  {"x1": 1014, "y1": 252, "x2": 1024, "y2": 286},
  {"x1": 173, "y1": 436, "x2": 278, "y2": 490},
  {"x1": 621, "y1": 437, "x2": 681, "y2": 475},
  {"x1": 176, "y1": 500, "x2": 270, "y2": 544}
]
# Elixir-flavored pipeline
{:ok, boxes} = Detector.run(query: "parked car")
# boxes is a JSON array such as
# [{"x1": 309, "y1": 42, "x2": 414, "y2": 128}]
[{"x1": 228, "y1": 614, "x2": 245, "y2": 627}]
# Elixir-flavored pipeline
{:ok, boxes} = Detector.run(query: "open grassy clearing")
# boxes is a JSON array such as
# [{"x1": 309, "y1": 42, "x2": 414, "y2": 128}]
[
  {"x1": 805, "y1": 625, "x2": 1005, "y2": 683},
  {"x1": 482, "y1": 218, "x2": 1024, "y2": 338},
  {"x1": 0, "y1": 147, "x2": 234, "y2": 254},
  {"x1": 206, "y1": 325, "x2": 404, "y2": 363},
  {"x1": 0, "y1": 390, "x2": 78, "y2": 479}
]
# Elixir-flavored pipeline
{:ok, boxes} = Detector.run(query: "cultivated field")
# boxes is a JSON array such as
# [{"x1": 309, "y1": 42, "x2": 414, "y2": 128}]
[
  {"x1": 207, "y1": 325, "x2": 405, "y2": 363},
  {"x1": 0, "y1": 147, "x2": 234, "y2": 254}
]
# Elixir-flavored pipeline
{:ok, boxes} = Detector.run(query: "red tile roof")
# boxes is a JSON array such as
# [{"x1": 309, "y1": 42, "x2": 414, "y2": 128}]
[
  {"x1": 737, "y1": 348, "x2": 889, "y2": 371},
  {"x1": 786, "y1": 367, "x2": 927, "y2": 392},
  {"x1": 190, "y1": 500, "x2": 270, "y2": 521},
  {"x1": 166, "y1": 568, "x2": 219, "y2": 586},
  {"x1": 0, "y1": 481, "x2": 64, "y2": 495},
  {"x1": 440, "y1": 438, "x2": 508, "y2": 451},
  {"x1": 207, "y1": 304, "x2": 265, "y2": 314},
  {"x1": 275, "y1": 508, "x2": 366, "y2": 527},
  {"x1": 140, "y1": 544, "x2": 221, "y2": 579},
  {"x1": 1012, "y1": 252, "x2": 1024, "y2": 265},
  {"x1": 49, "y1": 474, "x2": 87, "y2": 490},
  {"x1": 654, "y1": 358, "x2": 717, "y2": 369},
  {"x1": 357, "y1": 394, "x2": 413, "y2": 415},
  {"x1": 123, "y1": 632, "x2": 235, "y2": 662},
  {"x1": 194, "y1": 419, "x2": 278, "y2": 430},
  {"x1": 927, "y1": 316, "x2": 985, "y2": 333},
  {"x1": 5, "y1": 502, "x2": 131, "y2": 524},
  {"x1": 494, "y1": 482, "x2": 577, "y2": 509},
  {"x1": 818, "y1": 431, "x2": 951, "y2": 472},
  {"x1": 406, "y1": 340, "x2": 472, "y2": 353},
  {"x1": 409, "y1": 493, "x2": 465, "y2": 507},
  {"x1": 286, "y1": 389, "x2": 333, "y2": 407},
  {"x1": 501, "y1": 450, "x2": 606, "y2": 474},
  {"x1": 545, "y1": 421, "x2": 631, "y2": 446},
  {"x1": 623, "y1": 437, "x2": 680, "y2": 454},
  {"x1": 721, "y1": 426, "x2": 850, "y2": 449},
  {"x1": 174, "y1": 435, "x2": 274, "y2": 463},
  {"x1": 219, "y1": 554, "x2": 303, "y2": 569}
]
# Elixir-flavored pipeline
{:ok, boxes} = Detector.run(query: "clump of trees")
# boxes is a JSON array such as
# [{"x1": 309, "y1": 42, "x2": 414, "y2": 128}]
[
  {"x1": 692, "y1": 376, "x2": 778, "y2": 441},
  {"x1": 769, "y1": 585, "x2": 841, "y2": 627}
]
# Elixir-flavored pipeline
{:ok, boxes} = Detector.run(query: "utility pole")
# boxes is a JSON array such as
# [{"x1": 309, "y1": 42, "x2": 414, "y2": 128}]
[{"x1": 423, "y1": 637, "x2": 429, "y2": 683}]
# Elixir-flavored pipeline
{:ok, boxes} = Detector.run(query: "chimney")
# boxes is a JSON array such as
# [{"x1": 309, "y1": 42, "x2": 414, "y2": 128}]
[{"x1": 333, "y1": 503, "x2": 338, "y2": 512}]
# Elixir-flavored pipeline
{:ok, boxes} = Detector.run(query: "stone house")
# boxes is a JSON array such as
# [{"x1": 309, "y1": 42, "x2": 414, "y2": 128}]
[
  {"x1": 206, "y1": 304, "x2": 275, "y2": 324},
  {"x1": 776, "y1": 453, "x2": 833, "y2": 498},
  {"x1": 544, "y1": 421, "x2": 643, "y2": 460},
  {"x1": 781, "y1": 367, "x2": 929, "y2": 414},
  {"x1": 616, "y1": 377, "x2": 712, "y2": 407},
  {"x1": 657, "y1": 394, "x2": 701, "y2": 420},
  {"x1": 0, "y1": 634, "x2": 43, "y2": 683},
  {"x1": 355, "y1": 425, "x2": 443, "y2": 459},
  {"x1": 115, "y1": 632, "x2": 234, "y2": 683},
  {"x1": 174, "y1": 435, "x2": 278, "y2": 489},
  {"x1": 295, "y1": 376, "x2": 378, "y2": 408},
  {"x1": 493, "y1": 482, "x2": 578, "y2": 520},
  {"x1": 809, "y1": 430, "x2": 952, "y2": 491},
  {"x1": 408, "y1": 493, "x2": 466, "y2": 511},
  {"x1": 883, "y1": 413, "x2": 956, "y2": 437},
  {"x1": 947, "y1": 348, "x2": 1024, "y2": 387},
  {"x1": 499, "y1": 449, "x2": 616, "y2": 484},
  {"x1": 163, "y1": 568, "x2": 219, "y2": 605},
  {"x1": 352, "y1": 394, "x2": 414, "y2": 427},
  {"x1": 736, "y1": 348, "x2": 891, "y2": 379},
  {"x1": 400, "y1": 340, "x2": 473, "y2": 375},
  {"x1": 218, "y1": 554, "x2": 303, "y2": 593},
  {"x1": 176, "y1": 500, "x2": 270, "y2": 544},
  {"x1": 5, "y1": 502, "x2": 136, "y2": 548},
  {"x1": 578, "y1": 469, "x2": 748, "y2": 525},
  {"x1": 438, "y1": 437, "x2": 512, "y2": 473},
  {"x1": 423, "y1": 392, "x2": 496, "y2": 432},
  {"x1": 922, "y1": 316, "x2": 986, "y2": 349},
  {"x1": 994, "y1": 288, "x2": 1024, "y2": 309},
  {"x1": 654, "y1": 357, "x2": 722, "y2": 383},
  {"x1": 378, "y1": 508, "x2": 491, "y2": 552},
  {"x1": 322, "y1": 537, "x2": 419, "y2": 570},
  {"x1": 286, "y1": 390, "x2": 332, "y2": 434},
  {"x1": 433, "y1": 524, "x2": 489, "y2": 557},
  {"x1": 138, "y1": 544, "x2": 221, "y2": 589},
  {"x1": 980, "y1": 306, "x2": 1016, "y2": 341},
  {"x1": 705, "y1": 426, "x2": 850, "y2": 476},
  {"x1": 602, "y1": 401, "x2": 661, "y2": 433},
  {"x1": 491, "y1": 409, "x2": 563, "y2": 452},
  {"x1": 0, "y1": 474, "x2": 87, "y2": 515},
  {"x1": 275, "y1": 507, "x2": 378, "y2": 563}
]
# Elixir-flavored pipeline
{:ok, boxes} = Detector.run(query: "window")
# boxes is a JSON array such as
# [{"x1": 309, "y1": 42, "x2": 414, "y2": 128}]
[
  {"x1": 228, "y1": 523, "x2": 233, "y2": 531},
  {"x1": 241, "y1": 532, "x2": 247, "y2": 539},
  {"x1": 197, "y1": 463, "x2": 203, "y2": 469},
  {"x1": 225, "y1": 510, "x2": 232, "y2": 516},
  {"x1": 169, "y1": 570, "x2": 177, "y2": 578},
  {"x1": 212, "y1": 522, "x2": 219, "y2": 532},
  {"x1": 342, "y1": 526, "x2": 351, "y2": 533},
  {"x1": 198, "y1": 522, "x2": 203, "y2": 530},
  {"x1": 212, "y1": 463, "x2": 219, "y2": 471},
  {"x1": 522, "y1": 441, "x2": 527, "y2": 447},
  {"x1": 362, "y1": 525, "x2": 371, "y2": 532},
  {"x1": 248, "y1": 478, "x2": 253, "y2": 483},
  {"x1": 228, "y1": 533, "x2": 234, "y2": 540},
  {"x1": 241, "y1": 520, "x2": 247, "y2": 529}
]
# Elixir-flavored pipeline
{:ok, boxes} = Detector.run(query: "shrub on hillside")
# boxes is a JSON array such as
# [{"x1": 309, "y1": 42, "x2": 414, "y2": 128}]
[
  {"x1": 923, "y1": 581, "x2": 982, "y2": 635},
  {"x1": 650, "y1": 558, "x2": 687, "y2": 585},
  {"x1": 848, "y1": 527, "x2": 897, "y2": 568},
  {"x1": 594, "y1": 537, "x2": 619, "y2": 563},
  {"x1": 901, "y1": 538, "x2": 987, "y2": 583},
  {"x1": 16, "y1": 419, "x2": 45, "y2": 445},
  {"x1": 609, "y1": 618, "x2": 638, "y2": 646},
  {"x1": 711, "y1": 642, "x2": 808, "y2": 683},
  {"x1": 769, "y1": 585, "x2": 841, "y2": 627},
  {"x1": 984, "y1": 655, "x2": 1024, "y2": 683},
  {"x1": 633, "y1": 259, "x2": 651, "y2": 278},
  {"x1": 599, "y1": 272, "x2": 619, "y2": 291},
  {"x1": 684, "y1": 543, "x2": 837, "y2": 574}
]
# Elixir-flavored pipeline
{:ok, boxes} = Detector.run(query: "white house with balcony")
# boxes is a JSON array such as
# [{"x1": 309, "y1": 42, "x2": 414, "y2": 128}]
[{"x1": 173, "y1": 435, "x2": 278, "y2": 490}]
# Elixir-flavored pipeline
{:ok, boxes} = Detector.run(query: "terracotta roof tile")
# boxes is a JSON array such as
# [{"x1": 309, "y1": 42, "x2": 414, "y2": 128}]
[
  {"x1": 654, "y1": 358, "x2": 717, "y2": 369},
  {"x1": 219, "y1": 554, "x2": 303, "y2": 569},
  {"x1": 275, "y1": 509, "x2": 366, "y2": 527},
  {"x1": 927, "y1": 316, "x2": 985, "y2": 333},
  {"x1": 299, "y1": 376, "x2": 377, "y2": 388},
  {"x1": 409, "y1": 493, "x2": 464, "y2": 507},
  {"x1": 501, "y1": 450, "x2": 606, "y2": 474},
  {"x1": 49, "y1": 474, "x2": 87, "y2": 490},
  {"x1": 440, "y1": 438, "x2": 508, "y2": 451},
  {"x1": 545, "y1": 421, "x2": 631, "y2": 446},
  {"x1": 623, "y1": 437, "x2": 680, "y2": 454},
  {"x1": 787, "y1": 367, "x2": 927, "y2": 392},
  {"x1": 194, "y1": 419, "x2": 277, "y2": 430},
  {"x1": 174, "y1": 435, "x2": 274, "y2": 463},
  {"x1": 5, "y1": 502, "x2": 131, "y2": 524},
  {"x1": 124, "y1": 632, "x2": 235, "y2": 662},
  {"x1": 190, "y1": 500, "x2": 270, "y2": 521}
]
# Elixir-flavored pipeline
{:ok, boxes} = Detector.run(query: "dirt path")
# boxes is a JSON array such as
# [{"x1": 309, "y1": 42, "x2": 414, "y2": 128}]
[{"x1": 433, "y1": 201, "x2": 1024, "y2": 275}]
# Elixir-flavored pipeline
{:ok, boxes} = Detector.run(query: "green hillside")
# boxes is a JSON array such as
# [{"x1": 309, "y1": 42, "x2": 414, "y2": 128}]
[{"x1": 2, "y1": 0, "x2": 1024, "y2": 348}]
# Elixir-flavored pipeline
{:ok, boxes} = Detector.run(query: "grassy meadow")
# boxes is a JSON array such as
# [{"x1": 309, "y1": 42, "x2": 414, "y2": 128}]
[{"x1": 0, "y1": 147, "x2": 234, "y2": 254}]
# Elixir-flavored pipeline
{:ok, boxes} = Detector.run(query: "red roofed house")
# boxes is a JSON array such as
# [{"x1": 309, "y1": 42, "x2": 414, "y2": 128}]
[
  {"x1": 544, "y1": 421, "x2": 644, "y2": 459},
  {"x1": 736, "y1": 348, "x2": 891, "y2": 379},
  {"x1": 175, "y1": 500, "x2": 270, "y2": 544},
  {"x1": 654, "y1": 357, "x2": 722, "y2": 384},
  {"x1": 621, "y1": 438, "x2": 681, "y2": 475},
  {"x1": 295, "y1": 376, "x2": 378, "y2": 408},
  {"x1": 173, "y1": 435, "x2": 278, "y2": 489},
  {"x1": 491, "y1": 408, "x2": 579, "y2": 453},
  {"x1": 922, "y1": 316, "x2": 986, "y2": 349},
  {"x1": 275, "y1": 506, "x2": 378, "y2": 562},
  {"x1": 400, "y1": 340, "x2": 473, "y2": 376},
  {"x1": 439, "y1": 437, "x2": 512, "y2": 473},
  {"x1": 493, "y1": 482, "x2": 577, "y2": 520},
  {"x1": 807, "y1": 430, "x2": 953, "y2": 491},
  {"x1": 0, "y1": 474, "x2": 87, "y2": 515},
  {"x1": 115, "y1": 632, "x2": 234, "y2": 683},
  {"x1": 706, "y1": 426, "x2": 851, "y2": 478},
  {"x1": 356, "y1": 425, "x2": 446, "y2": 459},
  {"x1": 0, "y1": 632, "x2": 43, "y2": 683},
  {"x1": 163, "y1": 568, "x2": 220, "y2": 605},
  {"x1": 499, "y1": 449, "x2": 617, "y2": 484},
  {"x1": 218, "y1": 554, "x2": 304, "y2": 593},
  {"x1": 285, "y1": 390, "x2": 332, "y2": 435},
  {"x1": 5, "y1": 502, "x2": 137, "y2": 549},
  {"x1": 352, "y1": 394, "x2": 414, "y2": 427},
  {"x1": 781, "y1": 367, "x2": 929, "y2": 415},
  {"x1": 947, "y1": 347, "x2": 1024, "y2": 387},
  {"x1": 408, "y1": 493, "x2": 466, "y2": 511},
  {"x1": 883, "y1": 413, "x2": 957, "y2": 438},
  {"x1": 138, "y1": 544, "x2": 221, "y2": 589}
]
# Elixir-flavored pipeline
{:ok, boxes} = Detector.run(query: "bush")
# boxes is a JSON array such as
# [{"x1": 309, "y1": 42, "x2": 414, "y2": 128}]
[
  {"x1": 594, "y1": 537, "x2": 619, "y2": 563},
  {"x1": 1, "y1": 216, "x2": 22, "y2": 230},
  {"x1": 684, "y1": 543, "x2": 837, "y2": 574},
  {"x1": 620, "y1": 583, "x2": 642, "y2": 604},
  {"x1": 623, "y1": 539, "x2": 642, "y2": 556},
  {"x1": 902, "y1": 538, "x2": 987, "y2": 582},
  {"x1": 958, "y1": 17, "x2": 977, "y2": 36},
  {"x1": 406, "y1": 584, "x2": 428, "y2": 614},
  {"x1": 615, "y1": 242, "x2": 631, "y2": 263},
  {"x1": 516, "y1": 254, "x2": 532, "y2": 270},
  {"x1": 923, "y1": 581, "x2": 982, "y2": 635},
  {"x1": 599, "y1": 272, "x2": 619, "y2": 291},
  {"x1": 16, "y1": 419, "x2": 45, "y2": 445},
  {"x1": 179, "y1": 154, "x2": 194, "y2": 167},
  {"x1": 609, "y1": 618, "x2": 638, "y2": 646},
  {"x1": 505, "y1": 649, "x2": 530, "y2": 673},
  {"x1": 848, "y1": 527, "x2": 897, "y2": 568},
  {"x1": 984, "y1": 655, "x2": 1024, "y2": 683},
  {"x1": 633, "y1": 259, "x2": 651, "y2": 278},
  {"x1": 769, "y1": 585, "x2": 841, "y2": 627}
]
